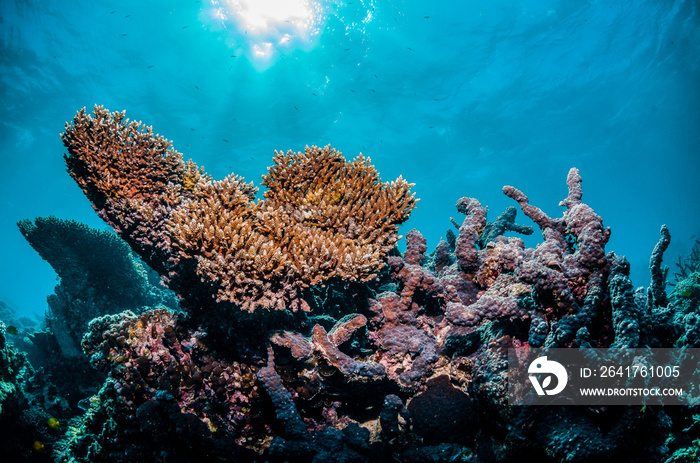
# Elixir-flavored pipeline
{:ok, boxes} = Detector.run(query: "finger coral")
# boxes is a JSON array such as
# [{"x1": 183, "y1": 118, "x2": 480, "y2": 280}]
[{"x1": 62, "y1": 106, "x2": 417, "y2": 311}]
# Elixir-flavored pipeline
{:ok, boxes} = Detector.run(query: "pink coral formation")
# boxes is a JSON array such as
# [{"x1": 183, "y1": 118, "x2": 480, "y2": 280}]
[
  {"x1": 81, "y1": 309, "x2": 268, "y2": 447},
  {"x1": 62, "y1": 106, "x2": 417, "y2": 311},
  {"x1": 272, "y1": 313, "x2": 385, "y2": 382}
]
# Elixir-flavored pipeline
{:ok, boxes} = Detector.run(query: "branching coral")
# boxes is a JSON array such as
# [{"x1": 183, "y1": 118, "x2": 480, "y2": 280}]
[
  {"x1": 261, "y1": 146, "x2": 416, "y2": 261},
  {"x1": 168, "y1": 146, "x2": 416, "y2": 310},
  {"x1": 504, "y1": 167, "x2": 611, "y2": 270},
  {"x1": 62, "y1": 107, "x2": 417, "y2": 311},
  {"x1": 61, "y1": 107, "x2": 194, "y2": 275},
  {"x1": 674, "y1": 237, "x2": 700, "y2": 283}
]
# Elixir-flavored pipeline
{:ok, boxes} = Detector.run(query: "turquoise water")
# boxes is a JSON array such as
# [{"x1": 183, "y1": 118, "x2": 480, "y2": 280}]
[{"x1": 1, "y1": 0, "x2": 699, "y2": 318}]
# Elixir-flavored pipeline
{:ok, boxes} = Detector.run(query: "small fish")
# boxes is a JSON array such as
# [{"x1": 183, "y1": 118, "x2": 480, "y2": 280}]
[
  {"x1": 679, "y1": 284, "x2": 700, "y2": 297},
  {"x1": 295, "y1": 106, "x2": 299, "y2": 110},
  {"x1": 48, "y1": 417, "x2": 60, "y2": 429},
  {"x1": 312, "y1": 92, "x2": 317, "y2": 96},
  {"x1": 182, "y1": 26, "x2": 189, "y2": 29},
  {"x1": 190, "y1": 128, "x2": 195, "y2": 131},
  {"x1": 194, "y1": 85, "x2": 200, "y2": 89},
  {"x1": 223, "y1": 139, "x2": 229, "y2": 143},
  {"x1": 33, "y1": 441, "x2": 45, "y2": 452},
  {"x1": 121, "y1": 34, "x2": 128, "y2": 37},
  {"x1": 6, "y1": 325, "x2": 18, "y2": 335},
  {"x1": 351, "y1": 89, "x2": 356, "y2": 93},
  {"x1": 125, "y1": 14, "x2": 131, "y2": 18},
  {"x1": 407, "y1": 47, "x2": 413, "y2": 50},
  {"x1": 230, "y1": 55, "x2": 237, "y2": 58},
  {"x1": 147, "y1": 65, "x2": 154, "y2": 68},
  {"x1": 110, "y1": 11, "x2": 116, "y2": 14},
  {"x1": 344, "y1": 48, "x2": 350, "y2": 51},
  {"x1": 371, "y1": 89, "x2": 376, "y2": 92},
  {"x1": 424, "y1": 16, "x2": 430, "y2": 19}
]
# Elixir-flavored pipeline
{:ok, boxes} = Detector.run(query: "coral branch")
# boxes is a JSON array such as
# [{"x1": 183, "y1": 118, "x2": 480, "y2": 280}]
[
  {"x1": 649, "y1": 224, "x2": 671, "y2": 308},
  {"x1": 258, "y1": 346, "x2": 308, "y2": 439},
  {"x1": 454, "y1": 197, "x2": 486, "y2": 272}
]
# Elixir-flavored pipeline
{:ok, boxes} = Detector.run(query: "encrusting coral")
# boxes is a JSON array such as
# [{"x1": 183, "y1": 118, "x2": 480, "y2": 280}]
[{"x1": 62, "y1": 106, "x2": 416, "y2": 311}]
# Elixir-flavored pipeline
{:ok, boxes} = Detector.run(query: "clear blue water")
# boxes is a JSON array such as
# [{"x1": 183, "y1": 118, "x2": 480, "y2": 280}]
[{"x1": 1, "y1": 0, "x2": 699, "y2": 318}]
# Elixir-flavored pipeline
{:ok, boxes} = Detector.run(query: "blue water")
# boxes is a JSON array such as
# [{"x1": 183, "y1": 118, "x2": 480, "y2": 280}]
[{"x1": 1, "y1": 0, "x2": 699, "y2": 318}]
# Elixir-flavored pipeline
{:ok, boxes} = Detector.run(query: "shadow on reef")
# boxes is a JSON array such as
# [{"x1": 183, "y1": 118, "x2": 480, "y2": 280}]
[{"x1": 2, "y1": 106, "x2": 700, "y2": 462}]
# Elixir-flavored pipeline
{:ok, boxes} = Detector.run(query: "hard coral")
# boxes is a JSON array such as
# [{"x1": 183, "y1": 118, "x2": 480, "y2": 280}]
[
  {"x1": 62, "y1": 106, "x2": 193, "y2": 277},
  {"x1": 62, "y1": 107, "x2": 417, "y2": 311},
  {"x1": 37, "y1": 153, "x2": 698, "y2": 462}
]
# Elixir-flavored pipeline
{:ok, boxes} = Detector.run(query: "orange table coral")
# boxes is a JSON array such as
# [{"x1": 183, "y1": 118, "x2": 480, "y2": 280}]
[{"x1": 62, "y1": 106, "x2": 417, "y2": 311}]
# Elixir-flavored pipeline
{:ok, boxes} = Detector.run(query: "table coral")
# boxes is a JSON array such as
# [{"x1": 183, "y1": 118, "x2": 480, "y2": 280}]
[
  {"x1": 62, "y1": 107, "x2": 416, "y2": 311},
  {"x1": 17, "y1": 216, "x2": 173, "y2": 356}
]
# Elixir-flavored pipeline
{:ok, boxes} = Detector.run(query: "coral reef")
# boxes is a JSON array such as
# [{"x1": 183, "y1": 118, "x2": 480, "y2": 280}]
[
  {"x1": 10, "y1": 107, "x2": 700, "y2": 462},
  {"x1": 0, "y1": 321, "x2": 69, "y2": 462},
  {"x1": 54, "y1": 310, "x2": 264, "y2": 462}
]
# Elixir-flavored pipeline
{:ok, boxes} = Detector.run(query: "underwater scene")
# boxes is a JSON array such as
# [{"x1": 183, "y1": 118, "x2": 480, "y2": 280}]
[{"x1": 1, "y1": 0, "x2": 699, "y2": 461}]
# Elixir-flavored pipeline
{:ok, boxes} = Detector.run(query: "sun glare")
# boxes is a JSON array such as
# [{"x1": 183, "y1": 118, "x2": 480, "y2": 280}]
[
  {"x1": 229, "y1": 0, "x2": 312, "y2": 31},
  {"x1": 208, "y1": 0, "x2": 323, "y2": 68}
]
